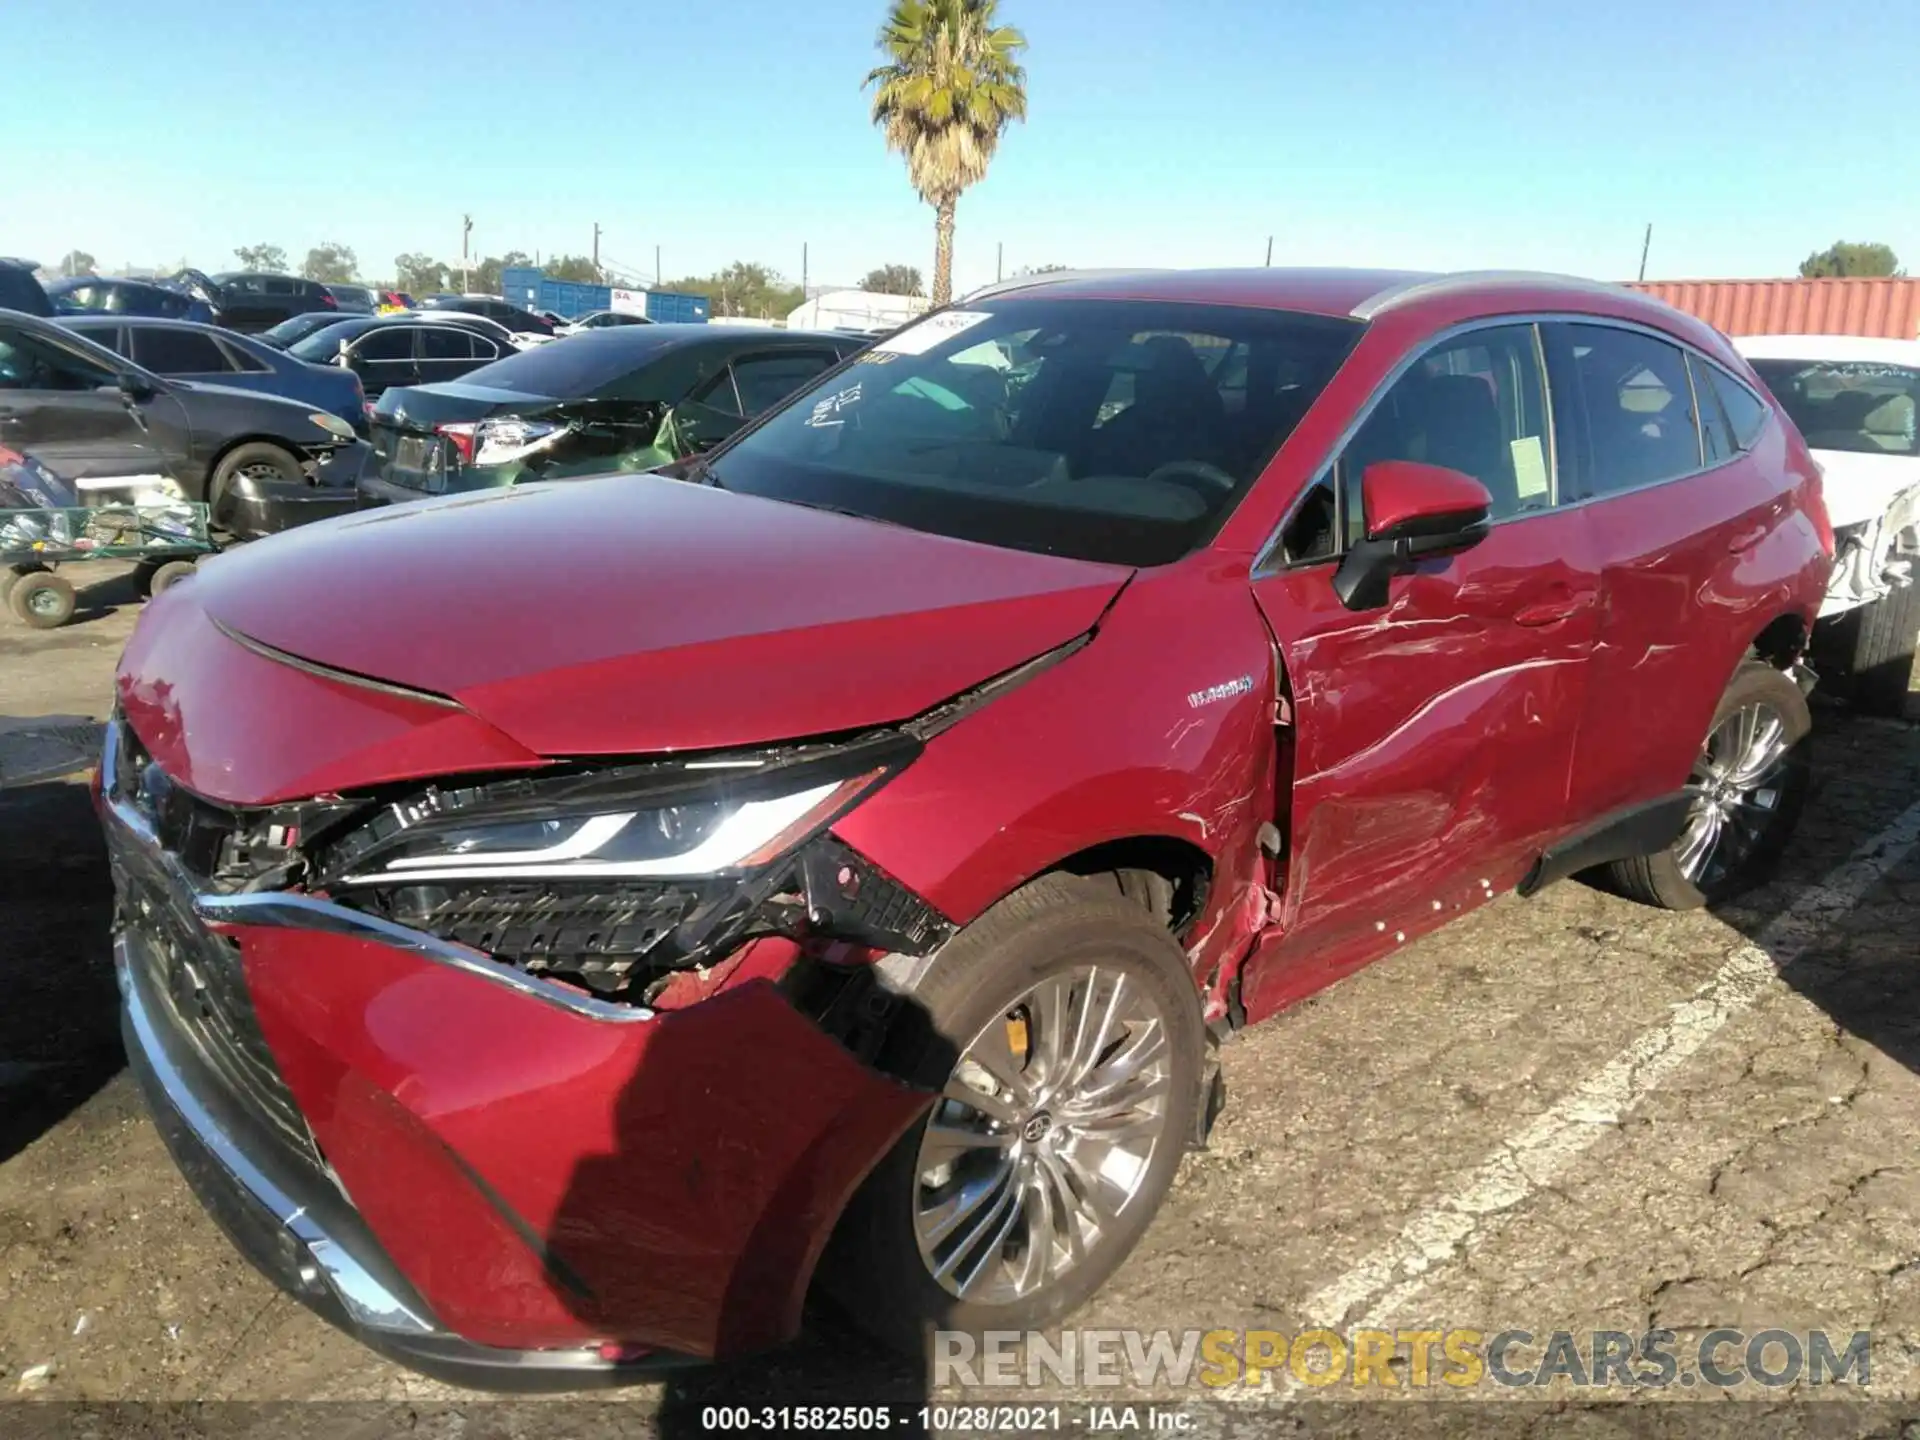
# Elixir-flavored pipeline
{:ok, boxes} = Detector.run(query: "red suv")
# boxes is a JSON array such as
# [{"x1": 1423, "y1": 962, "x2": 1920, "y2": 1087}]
[{"x1": 100, "y1": 269, "x2": 1831, "y2": 1386}]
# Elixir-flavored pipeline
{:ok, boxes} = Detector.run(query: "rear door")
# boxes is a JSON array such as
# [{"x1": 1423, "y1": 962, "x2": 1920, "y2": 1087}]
[
  {"x1": 128, "y1": 325, "x2": 239, "y2": 382},
  {"x1": 0, "y1": 320, "x2": 187, "y2": 484},
  {"x1": 1244, "y1": 320, "x2": 1600, "y2": 1015},
  {"x1": 1549, "y1": 321, "x2": 1798, "y2": 818},
  {"x1": 418, "y1": 326, "x2": 500, "y2": 383},
  {"x1": 347, "y1": 327, "x2": 423, "y2": 398}
]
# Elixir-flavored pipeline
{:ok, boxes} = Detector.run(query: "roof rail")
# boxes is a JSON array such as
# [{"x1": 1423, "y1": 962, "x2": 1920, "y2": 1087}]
[
  {"x1": 1351, "y1": 270, "x2": 1631, "y2": 321},
  {"x1": 956, "y1": 268, "x2": 1171, "y2": 305}
]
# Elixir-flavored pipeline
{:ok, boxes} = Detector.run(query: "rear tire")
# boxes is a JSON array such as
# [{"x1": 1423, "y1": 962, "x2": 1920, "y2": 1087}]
[
  {"x1": 820, "y1": 874, "x2": 1205, "y2": 1358},
  {"x1": 9, "y1": 571, "x2": 76, "y2": 629},
  {"x1": 1606, "y1": 661, "x2": 1811, "y2": 910},
  {"x1": 0, "y1": 562, "x2": 46, "y2": 604},
  {"x1": 1832, "y1": 583, "x2": 1920, "y2": 717}
]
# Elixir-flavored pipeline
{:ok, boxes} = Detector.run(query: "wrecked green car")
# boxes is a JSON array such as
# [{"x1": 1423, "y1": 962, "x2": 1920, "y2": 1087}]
[{"x1": 359, "y1": 326, "x2": 868, "y2": 506}]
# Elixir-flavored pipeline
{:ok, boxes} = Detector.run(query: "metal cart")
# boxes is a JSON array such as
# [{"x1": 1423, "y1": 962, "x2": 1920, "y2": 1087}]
[{"x1": 2, "y1": 501, "x2": 217, "y2": 629}]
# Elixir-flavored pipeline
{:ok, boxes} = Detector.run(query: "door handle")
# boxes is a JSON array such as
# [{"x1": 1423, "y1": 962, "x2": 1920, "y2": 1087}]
[
  {"x1": 1728, "y1": 525, "x2": 1768, "y2": 554},
  {"x1": 1514, "y1": 592, "x2": 1597, "y2": 627}
]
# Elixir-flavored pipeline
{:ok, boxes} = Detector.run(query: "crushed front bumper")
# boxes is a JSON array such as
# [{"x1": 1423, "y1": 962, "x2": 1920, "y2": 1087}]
[
  {"x1": 225, "y1": 441, "x2": 371, "y2": 540},
  {"x1": 98, "y1": 718, "x2": 931, "y2": 1384}
]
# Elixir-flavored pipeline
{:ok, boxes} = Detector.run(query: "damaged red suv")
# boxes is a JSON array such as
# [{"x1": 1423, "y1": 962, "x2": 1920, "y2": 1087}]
[{"x1": 100, "y1": 269, "x2": 1832, "y2": 1386}]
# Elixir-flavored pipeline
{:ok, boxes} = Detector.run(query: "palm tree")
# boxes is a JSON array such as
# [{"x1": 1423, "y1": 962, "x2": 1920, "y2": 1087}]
[{"x1": 866, "y1": 0, "x2": 1028, "y2": 306}]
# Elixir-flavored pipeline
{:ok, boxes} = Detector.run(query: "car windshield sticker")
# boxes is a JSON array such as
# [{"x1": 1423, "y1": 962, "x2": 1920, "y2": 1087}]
[
  {"x1": 1512, "y1": 436, "x2": 1549, "y2": 499},
  {"x1": 804, "y1": 382, "x2": 864, "y2": 428},
  {"x1": 874, "y1": 310, "x2": 993, "y2": 356}
]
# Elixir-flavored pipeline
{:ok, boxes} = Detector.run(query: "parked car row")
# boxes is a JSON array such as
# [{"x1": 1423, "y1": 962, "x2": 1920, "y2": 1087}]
[{"x1": 98, "y1": 267, "x2": 1863, "y2": 1390}]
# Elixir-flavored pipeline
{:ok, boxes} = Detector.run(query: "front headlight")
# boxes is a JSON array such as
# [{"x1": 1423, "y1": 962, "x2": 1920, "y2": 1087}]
[
  {"x1": 308, "y1": 411, "x2": 357, "y2": 441},
  {"x1": 335, "y1": 771, "x2": 882, "y2": 885}
]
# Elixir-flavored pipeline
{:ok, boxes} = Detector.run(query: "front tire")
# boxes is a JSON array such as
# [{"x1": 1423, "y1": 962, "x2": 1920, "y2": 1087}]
[
  {"x1": 207, "y1": 443, "x2": 302, "y2": 532},
  {"x1": 1606, "y1": 661, "x2": 1811, "y2": 909},
  {"x1": 822, "y1": 874, "x2": 1205, "y2": 1357},
  {"x1": 1830, "y1": 583, "x2": 1920, "y2": 717}
]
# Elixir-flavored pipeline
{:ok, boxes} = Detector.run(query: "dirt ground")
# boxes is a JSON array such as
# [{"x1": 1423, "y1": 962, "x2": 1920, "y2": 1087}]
[{"x1": 2, "y1": 566, "x2": 1918, "y2": 1437}]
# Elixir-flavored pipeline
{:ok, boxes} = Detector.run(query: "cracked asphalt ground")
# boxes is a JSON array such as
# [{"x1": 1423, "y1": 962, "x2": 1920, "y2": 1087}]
[{"x1": 2, "y1": 567, "x2": 1917, "y2": 1436}]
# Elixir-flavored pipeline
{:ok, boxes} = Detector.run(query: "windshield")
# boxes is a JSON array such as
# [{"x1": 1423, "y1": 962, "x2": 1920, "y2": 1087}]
[
  {"x1": 288, "y1": 321, "x2": 375, "y2": 362},
  {"x1": 704, "y1": 298, "x2": 1362, "y2": 566},
  {"x1": 265, "y1": 313, "x2": 350, "y2": 348},
  {"x1": 1748, "y1": 358, "x2": 1919, "y2": 459}
]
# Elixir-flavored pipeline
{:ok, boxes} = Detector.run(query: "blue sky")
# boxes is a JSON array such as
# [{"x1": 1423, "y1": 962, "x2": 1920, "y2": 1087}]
[{"x1": 4, "y1": 0, "x2": 1913, "y2": 293}]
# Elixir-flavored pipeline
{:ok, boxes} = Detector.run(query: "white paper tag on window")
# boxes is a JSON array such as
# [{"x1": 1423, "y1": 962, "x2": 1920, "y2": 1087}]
[
  {"x1": 874, "y1": 310, "x2": 993, "y2": 356},
  {"x1": 1511, "y1": 436, "x2": 1549, "y2": 499}
]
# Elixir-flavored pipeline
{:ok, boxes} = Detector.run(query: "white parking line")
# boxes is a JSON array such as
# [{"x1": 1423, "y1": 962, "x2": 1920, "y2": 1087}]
[{"x1": 1301, "y1": 797, "x2": 1920, "y2": 1332}]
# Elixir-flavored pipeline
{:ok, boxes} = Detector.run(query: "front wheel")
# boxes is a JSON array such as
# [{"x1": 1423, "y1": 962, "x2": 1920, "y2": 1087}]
[
  {"x1": 1606, "y1": 661, "x2": 1812, "y2": 909},
  {"x1": 207, "y1": 442, "x2": 302, "y2": 532},
  {"x1": 1831, "y1": 582, "x2": 1920, "y2": 717},
  {"x1": 821, "y1": 875, "x2": 1205, "y2": 1357}
]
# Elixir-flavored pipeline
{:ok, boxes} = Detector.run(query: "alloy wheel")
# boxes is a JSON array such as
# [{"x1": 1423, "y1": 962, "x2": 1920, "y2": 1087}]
[
  {"x1": 1677, "y1": 700, "x2": 1798, "y2": 888},
  {"x1": 912, "y1": 965, "x2": 1175, "y2": 1305}
]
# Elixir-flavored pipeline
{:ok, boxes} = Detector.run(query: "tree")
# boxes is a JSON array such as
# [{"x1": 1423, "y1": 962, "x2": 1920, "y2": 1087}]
[
  {"x1": 664, "y1": 262, "x2": 805, "y2": 320},
  {"x1": 860, "y1": 263, "x2": 924, "y2": 295},
  {"x1": 1799, "y1": 242, "x2": 1901, "y2": 279},
  {"x1": 466, "y1": 251, "x2": 530, "y2": 297},
  {"x1": 59, "y1": 250, "x2": 96, "y2": 278},
  {"x1": 301, "y1": 242, "x2": 358, "y2": 284},
  {"x1": 867, "y1": 0, "x2": 1028, "y2": 306},
  {"x1": 546, "y1": 254, "x2": 602, "y2": 284},
  {"x1": 233, "y1": 243, "x2": 287, "y2": 273},
  {"x1": 394, "y1": 252, "x2": 450, "y2": 296}
]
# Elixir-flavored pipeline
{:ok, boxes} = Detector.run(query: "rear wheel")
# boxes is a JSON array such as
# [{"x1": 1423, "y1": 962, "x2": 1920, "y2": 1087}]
[
  {"x1": 1606, "y1": 661, "x2": 1811, "y2": 909},
  {"x1": 9, "y1": 571, "x2": 76, "y2": 629},
  {"x1": 821, "y1": 874, "x2": 1205, "y2": 1357}
]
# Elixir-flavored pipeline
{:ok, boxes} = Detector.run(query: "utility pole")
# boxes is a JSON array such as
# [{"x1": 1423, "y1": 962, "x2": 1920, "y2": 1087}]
[
  {"x1": 996, "y1": 242, "x2": 1003, "y2": 282},
  {"x1": 461, "y1": 214, "x2": 472, "y2": 293},
  {"x1": 802, "y1": 242, "x2": 808, "y2": 295},
  {"x1": 1637, "y1": 223, "x2": 1653, "y2": 282},
  {"x1": 1265, "y1": 236, "x2": 1273, "y2": 267},
  {"x1": 655, "y1": 245, "x2": 662, "y2": 285},
  {"x1": 592, "y1": 222, "x2": 602, "y2": 281}
]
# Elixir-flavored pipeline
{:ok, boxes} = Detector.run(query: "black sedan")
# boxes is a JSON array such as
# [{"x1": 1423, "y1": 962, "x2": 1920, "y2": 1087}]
[
  {"x1": 279, "y1": 314, "x2": 513, "y2": 407},
  {"x1": 359, "y1": 325, "x2": 866, "y2": 506},
  {"x1": 0, "y1": 310, "x2": 370, "y2": 539}
]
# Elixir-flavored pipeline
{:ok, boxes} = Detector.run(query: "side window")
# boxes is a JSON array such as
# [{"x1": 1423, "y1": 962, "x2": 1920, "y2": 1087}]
[
  {"x1": 224, "y1": 275, "x2": 264, "y2": 295},
  {"x1": 0, "y1": 328, "x2": 118, "y2": 391},
  {"x1": 692, "y1": 366, "x2": 743, "y2": 417},
  {"x1": 64, "y1": 284, "x2": 101, "y2": 310},
  {"x1": 131, "y1": 327, "x2": 230, "y2": 374},
  {"x1": 264, "y1": 278, "x2": 297, "y2": 296},
  {"x1": 100, "y1": 285, "x2": 132, "y2": 314},
  {"x1": 731, "y1": 351, "x2": 838, "y2": 414},
  {"x1": 1689, "y1": 354, "x2": 1735, "y2": 465},
  {"x1": 420, "y1": 328, "x2": 474, "y2": 360},
  {"x1": 1339, "y1": 323, "x2": 1553, "y2": 533},
  {"x1": 353, "y1": 329, "x2": 415, "y2": 362},
  {"x1": 1711, "y1": 369, "x2": 1769, "y2": 451},
  {"x1": 215, "y1": 337, "x2": 271, "y2": 373},
  {"x1": 1561, "y1": 324, "x2": 1700, "y2": 496}
]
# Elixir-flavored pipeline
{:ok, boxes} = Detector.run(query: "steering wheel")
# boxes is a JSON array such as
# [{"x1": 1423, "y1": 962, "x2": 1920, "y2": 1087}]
[{"x1": 1143, "y1": 459, "x2": 1238, "y2": 499}]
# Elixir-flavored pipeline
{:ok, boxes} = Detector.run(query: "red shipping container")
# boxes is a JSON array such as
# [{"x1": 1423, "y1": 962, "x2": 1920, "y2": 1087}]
[{"x1": 1627, "y1": 277, "x2": 1920, "y2": 339}]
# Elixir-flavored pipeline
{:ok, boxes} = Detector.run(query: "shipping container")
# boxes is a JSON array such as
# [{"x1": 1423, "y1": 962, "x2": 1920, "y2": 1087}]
[
  {"x1": 1628, "y1": 277, "x2": 1920, "y2": 340},
  {"x1": 498, "y1": 266, "x2": 708, "y2": 324}
]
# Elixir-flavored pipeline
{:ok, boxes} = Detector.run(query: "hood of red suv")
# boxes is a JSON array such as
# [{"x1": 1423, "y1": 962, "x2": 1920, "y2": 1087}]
[{"x1": 184, "y1": 476, "x2": 1132, "y2": 757}]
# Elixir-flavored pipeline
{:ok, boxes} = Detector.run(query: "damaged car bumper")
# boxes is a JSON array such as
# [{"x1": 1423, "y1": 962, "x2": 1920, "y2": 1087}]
[
  {"x1": 1819, "y1": 484, "x2": 1920, "y2": 618},
  {"x1": 225, "y1": 441, "x2": 373, "y2": 540},
  {"x1": 97, "y1": 714, "x2": 938, "y2": 1387}
]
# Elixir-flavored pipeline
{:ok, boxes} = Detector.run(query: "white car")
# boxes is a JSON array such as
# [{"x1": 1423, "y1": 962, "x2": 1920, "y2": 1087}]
[
  {"x1": 557, "y1": 309, "x2": 654, "y2": 335},
  {"x1": 1738, "y1": 335, "x2": 1920, "y2": 713}
]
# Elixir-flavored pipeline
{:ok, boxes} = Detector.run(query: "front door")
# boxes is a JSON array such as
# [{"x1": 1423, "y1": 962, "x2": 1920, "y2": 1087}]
[
  {"x1": 1243, "y1": 321, "x2": 1599, "y2": 1019},
  {"x1": 0, "y1": 321, "x2": 183, "y2": 485}
]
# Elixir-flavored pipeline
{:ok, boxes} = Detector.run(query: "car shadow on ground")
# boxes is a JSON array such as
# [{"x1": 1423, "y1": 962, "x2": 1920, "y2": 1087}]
[
  {"x1": 1723, "y1": 701, "x2": 1920, "y2": 1079},
  {"x1": 0, "y1": 778, "x2": 123, "y2": 1163}
]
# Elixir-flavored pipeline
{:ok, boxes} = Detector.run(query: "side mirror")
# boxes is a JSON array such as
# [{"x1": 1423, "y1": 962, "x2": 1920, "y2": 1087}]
[
  {"x1": 117, "y1": 372, "x2": 156, "y2": 401},
  {"x1": 1332, "y1": 460, "x2": 1492, "y2": 611}
]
